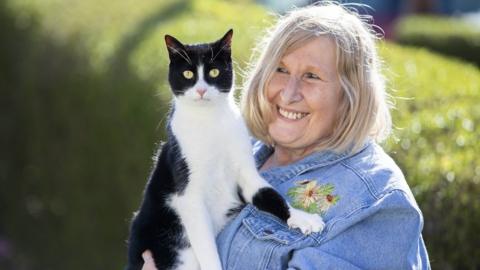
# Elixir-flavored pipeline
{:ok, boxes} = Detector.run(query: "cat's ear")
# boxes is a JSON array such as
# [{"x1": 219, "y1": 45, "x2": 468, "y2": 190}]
[
  {"x1": 215, "y1": 29, "x2": 233, "y2": 50},
  {"x1": 165, "y1": 35, "x2": 186, "y2": 59}
]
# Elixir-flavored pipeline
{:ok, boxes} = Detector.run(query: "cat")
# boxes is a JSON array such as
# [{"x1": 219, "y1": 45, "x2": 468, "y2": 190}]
[{"x1": 126, "y1": 29, "x2": 324, "y2": 270}]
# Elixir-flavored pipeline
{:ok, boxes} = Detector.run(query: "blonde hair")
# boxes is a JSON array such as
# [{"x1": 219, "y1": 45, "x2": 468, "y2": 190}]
[{"x1": 241, "y1": 2, "x2": 391, "y2": 154}]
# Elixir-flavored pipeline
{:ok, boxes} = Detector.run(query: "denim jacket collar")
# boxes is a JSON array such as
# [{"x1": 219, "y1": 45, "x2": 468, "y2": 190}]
[{"x1": 253, "y1": 140, "x2": 372, "y2": 186}]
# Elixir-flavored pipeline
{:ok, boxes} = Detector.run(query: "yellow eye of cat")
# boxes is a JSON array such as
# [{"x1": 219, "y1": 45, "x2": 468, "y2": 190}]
[
  {"x1": 183, "y1": 70, "x2": 194, "y2": 79},
  {"x1": 209, "y1": 68, "x2": 220, "y2": 78}
]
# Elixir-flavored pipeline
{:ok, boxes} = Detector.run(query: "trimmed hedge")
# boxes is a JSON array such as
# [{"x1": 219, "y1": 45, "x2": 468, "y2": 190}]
[
  {"x1": 381, "y1": 42, "x2": 480, "y2": 269},
  {"x1": 394, "y1": 15, "x2": 480, "y2": 66},
  {"x1": 0, "y1": 1, "x2": 268, "y2": 269},
  {"x1": 1, "y1": 1, "x2": 479, "y2": 269}
]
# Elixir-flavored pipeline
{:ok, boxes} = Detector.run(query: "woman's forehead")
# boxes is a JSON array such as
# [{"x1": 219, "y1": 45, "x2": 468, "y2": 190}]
[{"x1": 281, "y1": 37, "x2": 337, "y2": 76}]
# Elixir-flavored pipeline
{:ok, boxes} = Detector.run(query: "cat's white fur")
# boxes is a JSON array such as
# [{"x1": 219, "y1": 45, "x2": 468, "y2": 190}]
[{"x1": 168, "y1": 65, "x2": 324, "y2": 270}]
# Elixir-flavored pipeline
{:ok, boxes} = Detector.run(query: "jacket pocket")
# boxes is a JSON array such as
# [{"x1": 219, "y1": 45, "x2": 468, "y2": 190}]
[{"x1": 242, "y1": 209, "x2": 307, "y2": 245}]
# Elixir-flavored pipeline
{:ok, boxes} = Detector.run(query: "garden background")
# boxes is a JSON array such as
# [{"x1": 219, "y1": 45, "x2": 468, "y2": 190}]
[{"x1": 1, "y1": 0, "x2": 479, "y2": 269}]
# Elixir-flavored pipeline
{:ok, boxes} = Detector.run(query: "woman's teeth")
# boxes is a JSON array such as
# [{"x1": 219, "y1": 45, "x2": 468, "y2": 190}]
[{"x1": 278, "y1": 107, "x2": 309, "y2": 120}]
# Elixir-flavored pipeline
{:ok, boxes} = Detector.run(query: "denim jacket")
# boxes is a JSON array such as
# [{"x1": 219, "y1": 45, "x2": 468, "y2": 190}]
[{"x1": 216, "y1": 141, "x2": 430, "y2": 269}]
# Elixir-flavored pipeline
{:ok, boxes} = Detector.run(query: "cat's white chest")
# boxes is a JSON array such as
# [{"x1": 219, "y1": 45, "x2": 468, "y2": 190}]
[
  {"x1": 171, "y1": 102, "x2": 240, "y2": 168},
  {"x1": 169, "y1": 102, "x2": 245, "y2": 231}
]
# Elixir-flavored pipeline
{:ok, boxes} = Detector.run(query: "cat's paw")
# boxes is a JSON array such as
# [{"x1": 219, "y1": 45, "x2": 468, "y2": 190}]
[{"x1": 287, "y1": 208, "x2": 325, "y2": 235}]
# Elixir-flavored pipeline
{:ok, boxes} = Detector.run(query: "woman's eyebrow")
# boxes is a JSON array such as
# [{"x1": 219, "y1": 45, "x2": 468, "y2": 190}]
[
  {"x1": 305, "y1": 64, "x2": 332, "y2": 79},
  {"x1": 279, "y1": 59, "x2": 334, "y2": 79}
]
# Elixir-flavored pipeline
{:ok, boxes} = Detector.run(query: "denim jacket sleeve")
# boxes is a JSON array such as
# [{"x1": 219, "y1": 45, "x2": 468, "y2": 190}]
[{"x1": 286, "y1": 190, "x2": 430, "y2": 270}]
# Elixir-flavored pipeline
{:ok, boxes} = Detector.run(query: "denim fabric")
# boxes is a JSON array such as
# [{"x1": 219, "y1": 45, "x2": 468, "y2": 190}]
[{"x1": 216, "y1": 141, "x2": 430, "y2": 269}]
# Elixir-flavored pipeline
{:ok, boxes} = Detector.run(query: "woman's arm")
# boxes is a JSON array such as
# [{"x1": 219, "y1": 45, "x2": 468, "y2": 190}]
[
  {"x1": 141, "y1": 250, "x2": 158, "y2": 270},
  {"x1": 287, "y1": 190, "x2": 430, "y2": 270}
]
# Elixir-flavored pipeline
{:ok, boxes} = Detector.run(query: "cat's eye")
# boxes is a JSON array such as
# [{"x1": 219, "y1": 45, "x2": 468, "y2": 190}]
[
  {"x1": 209, "y1": 68, "x2": 220, "y2": 78},
  {"x1": 183, "y1": 70, "x2": 194, "y2": 79}
]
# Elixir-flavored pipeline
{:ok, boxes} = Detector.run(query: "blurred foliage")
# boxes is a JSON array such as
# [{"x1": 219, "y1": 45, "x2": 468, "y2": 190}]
[
  {"x1": 381, "y1": 43, "x2": 480, "y2": 269},
  {"x1": 394, "y1": 15, "x2": 480, "y2": 66},
  {"x1": 1, "y1": 0, "x2": 479, "y2": 269},
  {"x1": 0, "y1": 0, "x2": 269, "y2": 269}
]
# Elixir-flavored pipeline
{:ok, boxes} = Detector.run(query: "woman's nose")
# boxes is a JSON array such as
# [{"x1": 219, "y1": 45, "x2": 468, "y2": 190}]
[{"x1": 280, "y1": 77, "x2": 302, "y2": 104}]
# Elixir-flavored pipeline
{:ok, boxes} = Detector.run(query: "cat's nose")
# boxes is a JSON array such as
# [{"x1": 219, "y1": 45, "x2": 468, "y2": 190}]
[{"x1": 196, "y1": 88, "x2": 207, "y2": 98}]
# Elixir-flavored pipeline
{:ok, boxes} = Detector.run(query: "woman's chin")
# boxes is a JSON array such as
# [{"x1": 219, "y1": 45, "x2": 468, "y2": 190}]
[{"x1": 268, "y1": 126, "x2": 303, "y2": 147}]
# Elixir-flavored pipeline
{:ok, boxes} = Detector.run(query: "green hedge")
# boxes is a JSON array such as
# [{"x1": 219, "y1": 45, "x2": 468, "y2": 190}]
[
  {"x1": 381, "y1": 42, "x2": 480, "y2": 269},
  {"x1": 1, "y1": 1, "x2": 479, "y2": 269},
  {"x1": 0, "y1": 1, "x2": 268, "y2": 269},
  {"x1": 394, "y1": 15, "x2": 480, "y2": 66}
]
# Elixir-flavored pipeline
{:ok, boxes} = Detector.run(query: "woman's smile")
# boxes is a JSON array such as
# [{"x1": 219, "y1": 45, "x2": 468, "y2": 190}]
[{"x1": 277, "y1": 105, "x2": 310, "y2": 121}]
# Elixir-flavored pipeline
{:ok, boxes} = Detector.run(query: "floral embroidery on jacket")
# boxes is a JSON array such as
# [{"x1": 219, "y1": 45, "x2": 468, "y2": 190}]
[{"x1": 287, "y1": 180, "x2": 339, "y2": 215}]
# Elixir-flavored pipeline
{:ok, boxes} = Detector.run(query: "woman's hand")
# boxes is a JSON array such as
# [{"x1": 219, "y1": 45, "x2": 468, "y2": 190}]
[{"x1": 141, "y1": 250, "x2": 158, "y2": 270}]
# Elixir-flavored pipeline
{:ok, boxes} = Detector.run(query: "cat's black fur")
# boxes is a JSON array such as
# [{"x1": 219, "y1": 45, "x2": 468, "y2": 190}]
[
  {"x1": 127, "y1": 135, "x2": 190, "y2": 269},
  {"x1": 126, "y1": 30, "x2": 290, "y2": 270}
]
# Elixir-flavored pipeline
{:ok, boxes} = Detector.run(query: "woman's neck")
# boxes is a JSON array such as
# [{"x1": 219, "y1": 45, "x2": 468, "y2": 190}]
[{"x1": 260, "y1": 144, "x2": 317, "y2": 171}]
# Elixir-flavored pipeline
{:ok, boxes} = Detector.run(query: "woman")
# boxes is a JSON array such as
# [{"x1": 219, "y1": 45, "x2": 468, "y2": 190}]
[{"x1": 143, "y1": 3, "x2": 430, "y2": 269}]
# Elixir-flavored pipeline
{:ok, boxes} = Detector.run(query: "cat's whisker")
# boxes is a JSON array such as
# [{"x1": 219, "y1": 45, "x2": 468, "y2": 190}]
[
  {"x1": 168, "y1": 46, "x2": 192, "y2": 65},
  {"x1": 156, "y1": 113, "x2": 169, "y2": 132},
  {"x1": 211, "y1": 43, "x2": 230, "y2": 63},
  {"x1": 180, "y1": 49, "x2": 193, "y2": 65}
]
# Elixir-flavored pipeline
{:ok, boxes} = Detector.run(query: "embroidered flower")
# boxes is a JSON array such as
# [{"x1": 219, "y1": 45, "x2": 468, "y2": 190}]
[{"x1": 287, "y1": 180, "x2": 339, "y2": 215}]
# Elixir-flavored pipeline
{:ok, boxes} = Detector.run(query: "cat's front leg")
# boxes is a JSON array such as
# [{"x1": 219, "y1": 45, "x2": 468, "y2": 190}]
[
  {"x1": 170, "y1": 194, "x2": 223, "y2": 270},
  {"x1": 238, "y1": 169, "x2": 325, "y2": 235},
  {"x1": 228, "y1": 124, "x2": 324, "y2": 234},
  {"x1": 286, "y1": 204, "x2": 325, "y2": 234},
  {"x1": 244, "y1": 174, "x2": 325, "y2": 234}
]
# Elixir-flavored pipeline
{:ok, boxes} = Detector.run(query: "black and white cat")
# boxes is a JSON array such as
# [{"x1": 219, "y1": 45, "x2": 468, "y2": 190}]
[{"x1": 126, "y1": 30, "x2": 324, "y2": 270}]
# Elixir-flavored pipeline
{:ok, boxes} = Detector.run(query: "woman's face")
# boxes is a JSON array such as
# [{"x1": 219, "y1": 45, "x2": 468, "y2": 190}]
[{"x1": 266, "y1": 36, "x2": 342, "y2": 151}]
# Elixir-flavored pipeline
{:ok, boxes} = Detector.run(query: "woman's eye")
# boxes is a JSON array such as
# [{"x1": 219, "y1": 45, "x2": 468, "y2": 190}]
[
  {"x1": 305, "y1": 72, "x2": 320, "y2": 80},
  {"x1": 183, "y1": 70, "x2": 194, "y2": 79},
  {"x1": 276, "y1": 67, "x2": 288, "y2": 74},
  {"x1": 209, "y1": 68, "x2": 220, "y2": 78}
]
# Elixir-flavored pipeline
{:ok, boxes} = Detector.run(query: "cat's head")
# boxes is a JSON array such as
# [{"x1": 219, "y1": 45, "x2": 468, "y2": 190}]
[{"x1": 165, "y1": 30, "x2": 233, "y2": 104}]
